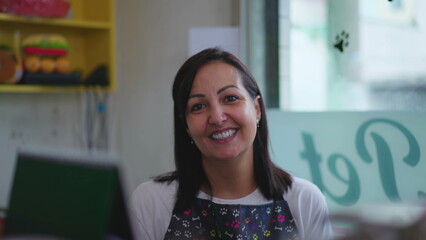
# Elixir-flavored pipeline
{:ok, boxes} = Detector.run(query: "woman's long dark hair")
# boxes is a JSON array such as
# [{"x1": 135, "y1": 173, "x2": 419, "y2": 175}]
[{"x1": 155, "y1": 47, "x2": 292, "y2": 212}]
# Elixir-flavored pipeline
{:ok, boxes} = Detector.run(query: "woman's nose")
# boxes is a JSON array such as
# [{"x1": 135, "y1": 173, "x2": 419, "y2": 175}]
[{"x1": 208, "y1": 105, "x2": 227, "y2": 125}]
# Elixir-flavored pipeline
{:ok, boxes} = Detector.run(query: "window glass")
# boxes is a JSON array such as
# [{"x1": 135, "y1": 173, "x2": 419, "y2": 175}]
[{"x1": 280, "y1": 0, "x2": 426, "y2": 111}]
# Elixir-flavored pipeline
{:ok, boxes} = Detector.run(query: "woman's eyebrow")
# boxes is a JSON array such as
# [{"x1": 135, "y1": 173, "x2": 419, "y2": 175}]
[{"x1": 217, "y1": 85, "x2": 239, "y2": 94}]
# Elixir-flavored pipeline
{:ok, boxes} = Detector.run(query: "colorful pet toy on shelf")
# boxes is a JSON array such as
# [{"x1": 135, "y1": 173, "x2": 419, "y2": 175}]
[
  {"x1": 0, "y1": 44, "x2": 22, "y2": 84},
  {"x1": 22, "y1": 34, "x2": 71, "y2": 74},
  {"x1": 0, "y1": 0, "x2": 70, "y2": 18},
  {"x1": 21, "y1": 34, "x2": 81, "y2": 85}
]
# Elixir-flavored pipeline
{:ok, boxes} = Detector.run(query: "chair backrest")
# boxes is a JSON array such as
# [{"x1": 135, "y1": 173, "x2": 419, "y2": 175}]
[{"x1": 5, "y1": 147, "x2": 134, "y2": 240}]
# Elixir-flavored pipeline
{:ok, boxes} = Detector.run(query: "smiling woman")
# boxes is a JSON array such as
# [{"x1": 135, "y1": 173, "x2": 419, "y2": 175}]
[{"x1": 130, "y1": 48, "x2": 333, "y2": 240}]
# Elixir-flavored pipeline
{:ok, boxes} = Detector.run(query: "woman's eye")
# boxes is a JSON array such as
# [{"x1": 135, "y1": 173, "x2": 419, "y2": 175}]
[
  {"x1": 225, "y1": 95, "x2": 239, "y2": 103},
  {"x1": 191, "y1": 103, "x2": 204, "y2": 112}
]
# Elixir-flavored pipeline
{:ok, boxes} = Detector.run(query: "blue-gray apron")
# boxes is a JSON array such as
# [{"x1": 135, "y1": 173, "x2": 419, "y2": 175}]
[{"x1": 164, "y1": 197, "x2": 299, "y2": 240}]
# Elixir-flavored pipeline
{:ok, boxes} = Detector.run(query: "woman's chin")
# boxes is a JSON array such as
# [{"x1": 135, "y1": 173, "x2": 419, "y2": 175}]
[{"x1": 207, "y1": 152, "x2": 241, "y2": 162}]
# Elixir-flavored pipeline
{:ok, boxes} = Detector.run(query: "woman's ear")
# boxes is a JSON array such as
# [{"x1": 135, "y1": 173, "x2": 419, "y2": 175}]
[{"x1": 254, "y1": 95, "x2": 261, "y2": 122}]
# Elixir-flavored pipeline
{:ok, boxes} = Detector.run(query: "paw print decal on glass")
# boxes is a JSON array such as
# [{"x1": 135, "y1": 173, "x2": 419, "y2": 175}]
[{"x1": 334, "y1": 30, "x2": 349, "y2": 53}]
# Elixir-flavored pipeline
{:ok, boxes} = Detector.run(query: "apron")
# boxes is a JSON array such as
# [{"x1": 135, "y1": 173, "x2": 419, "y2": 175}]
[{"x1": 164, "y1": 196, "x2": 300, "y2": 240}]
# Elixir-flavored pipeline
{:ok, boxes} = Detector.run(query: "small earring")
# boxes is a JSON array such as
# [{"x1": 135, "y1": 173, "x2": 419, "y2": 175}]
[
  {"x1": 257, "y1": 120, "x2": 260, "y2": 128},
  {"x1": 190, "y1": 140, "x2": 194, "y2": 145}
]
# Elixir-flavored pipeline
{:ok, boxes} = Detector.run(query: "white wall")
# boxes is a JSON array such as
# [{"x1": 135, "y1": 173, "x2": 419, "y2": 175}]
[
  {"x1": 114, "y1": 0, "x2": 239, "y2": 192},
  {"x1": 0, "y1": 93, "x2": 87, "y2": 207}
]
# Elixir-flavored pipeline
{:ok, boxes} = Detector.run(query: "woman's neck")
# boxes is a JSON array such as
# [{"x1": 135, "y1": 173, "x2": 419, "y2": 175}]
[{"x1": 201, "y1": 155, "x2": 256, "y2": 199}]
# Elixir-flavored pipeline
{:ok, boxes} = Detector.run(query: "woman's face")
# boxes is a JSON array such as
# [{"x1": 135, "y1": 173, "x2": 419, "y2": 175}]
[{"x1": 185, "y1": 61, "x2": 261, "y2": 163}]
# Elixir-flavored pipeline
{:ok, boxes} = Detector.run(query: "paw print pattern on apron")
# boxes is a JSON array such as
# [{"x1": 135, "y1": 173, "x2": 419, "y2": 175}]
[{"x1": 164, "y1": 197, "x2": 299, "y2": 240}]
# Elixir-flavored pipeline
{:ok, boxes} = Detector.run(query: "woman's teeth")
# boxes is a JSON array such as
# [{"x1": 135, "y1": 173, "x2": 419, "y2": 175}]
[{"x1": 211, "y1": 129, "x2": 236, "y2": 140}]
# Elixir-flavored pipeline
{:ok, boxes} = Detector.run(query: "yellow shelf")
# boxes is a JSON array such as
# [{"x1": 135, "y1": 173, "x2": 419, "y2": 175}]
[
  {"x1": 0, "y1": 85, "x2": 83, "y2": 93},
  {"x1": 0, "y1": 84, "x2": 109, "y2": 93},
  {"x1": 0, "y1": 0, "x2": 116, "y2": 93},
  {"x1": 0, "y1": 13, "x2": 111, "y2": 30}
]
